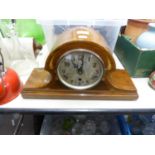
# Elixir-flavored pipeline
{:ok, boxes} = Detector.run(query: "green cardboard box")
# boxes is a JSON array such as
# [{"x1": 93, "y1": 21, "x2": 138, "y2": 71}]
[{"x1": 114, "y1": 35, "x2": 155, "y2": 77}]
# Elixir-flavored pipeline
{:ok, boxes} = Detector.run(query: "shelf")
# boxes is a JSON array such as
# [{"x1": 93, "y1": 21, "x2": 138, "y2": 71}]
[{"x1": 0, "y1": 45, "x2": 154, "y2": 113}]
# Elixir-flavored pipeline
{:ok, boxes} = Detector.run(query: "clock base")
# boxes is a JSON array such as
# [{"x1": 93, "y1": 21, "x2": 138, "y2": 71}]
[{"x1": 22, "y1": 68, "x2": 138, "y2": 100}]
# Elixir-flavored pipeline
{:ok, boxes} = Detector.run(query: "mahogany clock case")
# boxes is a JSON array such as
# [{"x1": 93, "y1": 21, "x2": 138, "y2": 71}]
[{"x1": 22, "y1": 27, "x2": 138, "y2": 100}]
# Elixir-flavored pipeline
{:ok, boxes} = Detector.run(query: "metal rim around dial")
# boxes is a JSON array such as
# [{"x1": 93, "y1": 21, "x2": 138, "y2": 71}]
[{"x1": 57, "y1": 48, "x2": 104, "y2": 90}]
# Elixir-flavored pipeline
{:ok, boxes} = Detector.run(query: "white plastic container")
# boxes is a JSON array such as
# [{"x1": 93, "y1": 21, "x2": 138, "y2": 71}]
[
  {"x1": 136, "y1": 23, "x2": 155, "y2": 50},
  {"x1": 37, "y1": 19, "x2": 126, "y2": 53},
  {"x1": 0, "y1": 38, "x2": 38, "y2": 76}
]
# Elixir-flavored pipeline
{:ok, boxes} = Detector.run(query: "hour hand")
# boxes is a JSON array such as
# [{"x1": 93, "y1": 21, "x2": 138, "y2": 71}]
[
  {"x1": 77, "y1": 66, "x2": 82, "y2": 75},
  {"x1": 71, "y1": 59, "x2": 78, "y2": 68},
  {"x1": 72, "y1": 59, "x2": 82, "y2": 75}
]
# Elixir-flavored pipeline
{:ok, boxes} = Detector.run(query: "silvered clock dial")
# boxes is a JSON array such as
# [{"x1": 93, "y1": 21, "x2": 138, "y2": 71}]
[{"x1": 57, "y1": 49, "x2": 104, "y2": 90}]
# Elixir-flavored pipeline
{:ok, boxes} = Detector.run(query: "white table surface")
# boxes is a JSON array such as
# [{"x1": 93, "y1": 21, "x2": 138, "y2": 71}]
[{"x1": 0, "y1": 45, "x2": 154, "y2": 113}]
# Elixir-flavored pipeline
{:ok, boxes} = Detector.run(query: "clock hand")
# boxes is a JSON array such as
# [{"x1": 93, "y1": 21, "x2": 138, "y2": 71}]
[
  {"x1": 77, "y1": 54, "x2": 84, "y2": 75},
  {"x1": 71, "y1": 58, "x2": 78, "y2": 69}
]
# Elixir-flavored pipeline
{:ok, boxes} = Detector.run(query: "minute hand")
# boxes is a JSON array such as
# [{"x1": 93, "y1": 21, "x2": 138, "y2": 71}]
[{"x1": 78, "y1": 54, "x2": 84, "y2": 74}]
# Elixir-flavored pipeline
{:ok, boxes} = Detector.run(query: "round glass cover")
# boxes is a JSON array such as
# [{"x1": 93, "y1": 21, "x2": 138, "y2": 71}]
[{"x1": 57, "y1": 49, "x2": 104, "y2": 90}]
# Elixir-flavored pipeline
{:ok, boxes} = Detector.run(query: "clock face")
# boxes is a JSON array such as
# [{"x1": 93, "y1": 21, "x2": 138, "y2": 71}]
[{"x1": 57, "y1": 49, "x2": 104, "y2": 90}]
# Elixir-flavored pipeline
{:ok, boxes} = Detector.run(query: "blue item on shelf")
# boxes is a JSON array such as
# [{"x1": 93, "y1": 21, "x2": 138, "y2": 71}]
[{"x1": 117, "y1": 115, "x2": 132, "y2": 135}]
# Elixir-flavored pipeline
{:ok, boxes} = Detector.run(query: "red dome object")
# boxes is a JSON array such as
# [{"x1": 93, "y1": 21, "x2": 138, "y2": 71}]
[
  {"x1": 0, "y1": 49, "x2": 22, "y2": 105},
  {"x1": 0, "y1": 68, "x2": 23, "y2": 105}
]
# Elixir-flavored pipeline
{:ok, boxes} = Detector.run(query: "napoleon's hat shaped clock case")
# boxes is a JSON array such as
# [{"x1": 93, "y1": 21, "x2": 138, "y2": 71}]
[{"x1": 22, "y1": 27, "x2": 138, "y2": 100}]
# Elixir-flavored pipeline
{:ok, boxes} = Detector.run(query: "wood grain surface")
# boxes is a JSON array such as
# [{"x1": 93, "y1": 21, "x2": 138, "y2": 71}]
[{"x1": 22, "y1": 27, "x2": 138, "y2": 100}]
